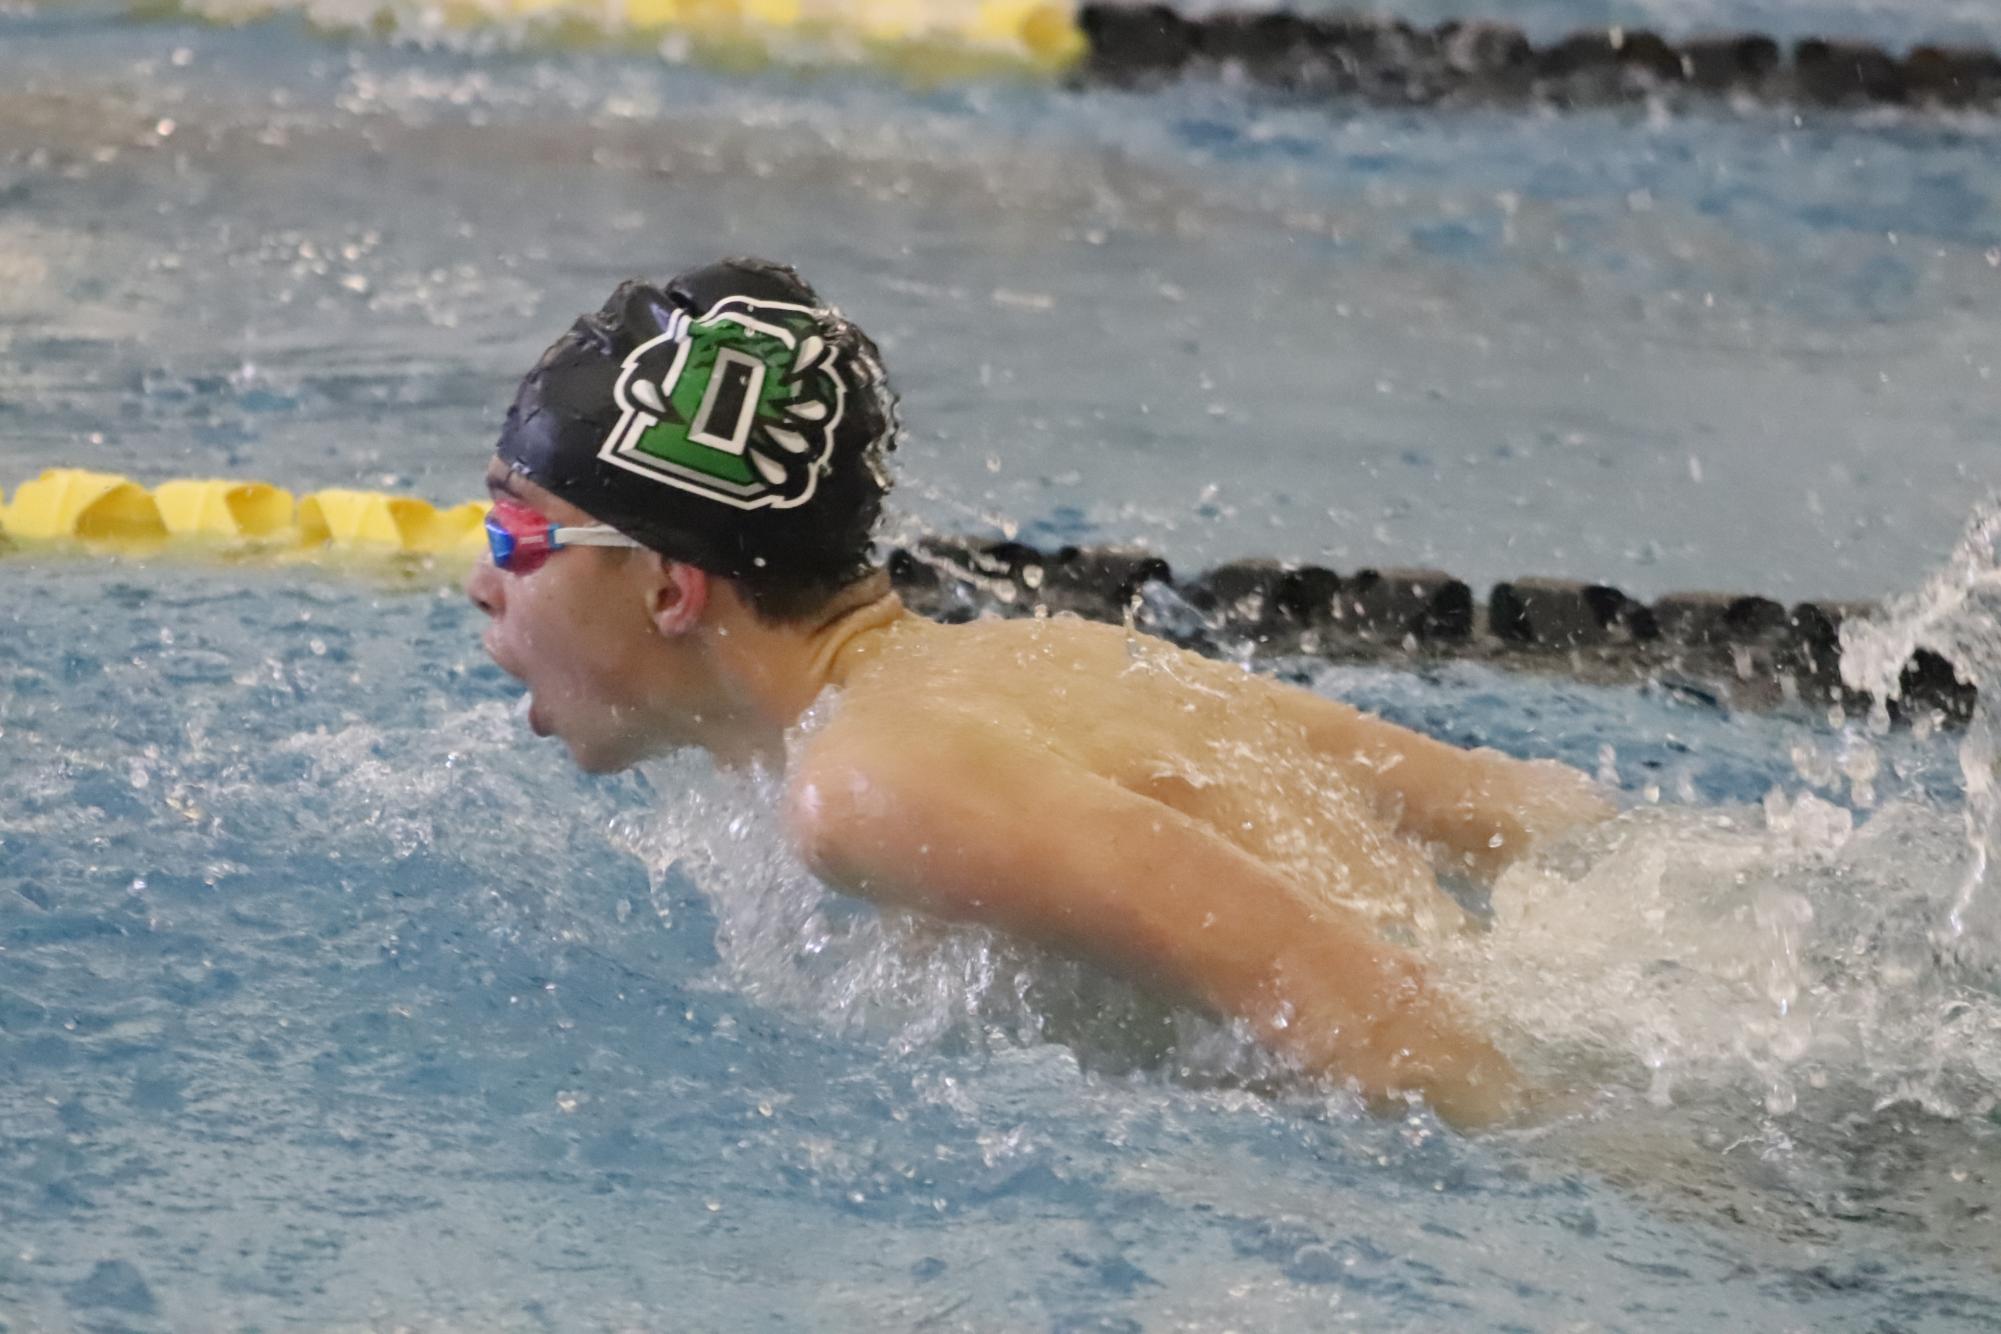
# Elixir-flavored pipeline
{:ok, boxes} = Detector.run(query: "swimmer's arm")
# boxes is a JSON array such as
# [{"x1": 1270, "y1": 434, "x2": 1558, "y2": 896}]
[
  {"x1": 787, "y1": 725, "x2": 1524, "y2": 1130},
  {"x1": 1278, "y1": 691, "x2": 1613, "y2": 876}
]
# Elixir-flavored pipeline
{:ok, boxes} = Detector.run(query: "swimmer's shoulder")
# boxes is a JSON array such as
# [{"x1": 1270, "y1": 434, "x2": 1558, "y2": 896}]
[
  {"x1": 789, "y1": 619, "x2": 1128, "y2": 840},
  {"x1": 932, "y1": 611, "x2": 1199, "y2": 674},
  {"x1": 929, "y1": 610, "x2": 1130, "y2": 655},
  {"x1": 782, "y1": 688, "x2": 1044, "y2": 889},
  {"x1": 836, "y1": 611, "x2": 1134, "y2": 704}
]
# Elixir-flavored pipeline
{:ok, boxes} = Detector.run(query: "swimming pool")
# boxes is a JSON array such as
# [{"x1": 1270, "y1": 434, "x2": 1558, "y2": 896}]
[{"x1": 4, "y1": 2, "x2": 2001, "y2": 1327}]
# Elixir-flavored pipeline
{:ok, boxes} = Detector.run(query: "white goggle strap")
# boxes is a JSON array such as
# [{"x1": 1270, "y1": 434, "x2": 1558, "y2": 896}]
[{"x1": 548, "y1": 524, "x2": 646, "y2": 552}]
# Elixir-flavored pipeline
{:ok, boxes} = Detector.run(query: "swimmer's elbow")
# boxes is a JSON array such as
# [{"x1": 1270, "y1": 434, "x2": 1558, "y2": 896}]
[
  {"x1": 781, "y1": 743, "x2": 966, "y2": 907},
  {"x1": 783, "y1": 756, "x2": 879, "y2": 888}
]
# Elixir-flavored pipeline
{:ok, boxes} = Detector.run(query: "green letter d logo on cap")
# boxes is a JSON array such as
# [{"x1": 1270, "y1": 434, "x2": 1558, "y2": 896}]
[{"x1": 598, "y1": 294, "x2": 847, "y2": 510}]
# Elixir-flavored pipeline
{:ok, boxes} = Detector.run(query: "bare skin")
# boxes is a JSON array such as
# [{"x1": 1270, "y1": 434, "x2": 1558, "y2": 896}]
[{"x1": 469, "y1": 462, "x2": 1613, "y2": 1129}]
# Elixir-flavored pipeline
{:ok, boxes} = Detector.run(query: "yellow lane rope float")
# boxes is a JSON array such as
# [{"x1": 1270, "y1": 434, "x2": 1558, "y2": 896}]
[
  {"x1": 0, "y1": 468, "x2": 490, "y2": 560},
  {"x1": 143, "y1": 0, "x2": 1089, "y2": 77}
]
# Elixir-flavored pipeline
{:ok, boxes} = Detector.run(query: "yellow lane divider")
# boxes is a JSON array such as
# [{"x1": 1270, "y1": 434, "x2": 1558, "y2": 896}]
[
  {"x1": 155, "y1": 478, "x2": 295, "y2": 540},
  {"x1": 151, "y1": 0, "x2": 1087, "y2": 77},
  {"x1": 0, "y1": 468, "x2": 489, "y2": 560}
]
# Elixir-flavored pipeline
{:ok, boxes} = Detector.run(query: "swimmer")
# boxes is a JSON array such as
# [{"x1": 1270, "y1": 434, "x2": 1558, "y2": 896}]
[{"x1": 466, "y1": 258, "x2": 1614, "y2": 1129}]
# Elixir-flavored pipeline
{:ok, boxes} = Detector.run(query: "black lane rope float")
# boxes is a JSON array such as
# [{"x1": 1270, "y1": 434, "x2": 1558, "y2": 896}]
[
  {"x1": 1073, "y1": 4, "x2": 2001, "y2": 112},
  {"x1": 888, "y1": 534, "x2": 1978, "y2": 727}
]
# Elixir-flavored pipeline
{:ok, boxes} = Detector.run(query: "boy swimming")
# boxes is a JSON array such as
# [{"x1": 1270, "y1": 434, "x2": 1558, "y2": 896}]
[{"x1": 466, "y1": 258, "x2": 1613, "y2": 1129}]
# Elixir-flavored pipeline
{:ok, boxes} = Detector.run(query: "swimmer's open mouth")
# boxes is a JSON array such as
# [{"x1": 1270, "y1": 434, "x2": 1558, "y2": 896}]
[
  {"x1": 515, "y1": 691, "x2": 550, "y2": 738},
  {"x1": 484, "y1": 635, "x2": 543, "y2": 736}
]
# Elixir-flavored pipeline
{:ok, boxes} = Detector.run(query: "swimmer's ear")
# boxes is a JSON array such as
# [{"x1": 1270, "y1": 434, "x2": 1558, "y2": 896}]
[{"x1": 646, "y1": 558, "x2": 709, "y2": 637}]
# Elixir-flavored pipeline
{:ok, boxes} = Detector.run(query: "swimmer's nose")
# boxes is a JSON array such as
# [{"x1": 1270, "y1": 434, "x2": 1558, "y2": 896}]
[{"x1": 465, "y1": 555, "x2": 503, "y2": 618}]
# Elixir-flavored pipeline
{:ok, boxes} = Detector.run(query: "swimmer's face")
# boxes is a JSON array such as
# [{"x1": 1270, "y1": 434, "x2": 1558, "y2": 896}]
[{"x1": 466, "y1": 462, "x2": 678, "y2": 773}]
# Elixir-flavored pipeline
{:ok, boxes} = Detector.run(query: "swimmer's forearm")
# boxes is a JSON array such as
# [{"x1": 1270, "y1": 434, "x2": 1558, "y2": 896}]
[
  {"x1": 1112, "y1": 887, "x2": 1521, "y2": 1128},
  {"x1": 1429, "y1": 751, "x2": 1612, "y2": 875},
  {"x1": 1340, "y1": 723, "x2": 1534, "y2": 864},
  {"x1": 1139, "y1": 890, "x2": 1521, "y2": 1127},
  {"x1": 1259, "y1": 935, "x2": 1525, "y2": 1128},
  {"x1": 1389, "y1": 746, "x2": 1565, "y2": 872},
  {"x1": 1288, "y1": 696, "x2": 1610, "y2": 872}
]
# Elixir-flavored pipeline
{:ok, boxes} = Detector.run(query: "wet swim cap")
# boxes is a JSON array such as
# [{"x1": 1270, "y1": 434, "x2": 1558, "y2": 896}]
[{"x1": 495, "y1": 258, "x2": 897, "y2": 588}]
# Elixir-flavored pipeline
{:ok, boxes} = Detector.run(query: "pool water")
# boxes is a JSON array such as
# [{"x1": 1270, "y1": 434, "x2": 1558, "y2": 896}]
[{"x1": 4, "y1": 3, "x2": 2001, "y2": 1328}]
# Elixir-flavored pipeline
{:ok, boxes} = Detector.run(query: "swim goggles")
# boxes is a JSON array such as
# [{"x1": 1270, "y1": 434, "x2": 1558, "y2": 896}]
[{"x1": 484, "y1": 497, "x2": 644, "y2": 575}]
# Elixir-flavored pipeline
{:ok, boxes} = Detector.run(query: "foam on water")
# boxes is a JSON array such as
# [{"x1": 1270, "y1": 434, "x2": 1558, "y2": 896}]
[{"x1": 1447, "y1": 798, "x2": 1998, "y2": 1121}]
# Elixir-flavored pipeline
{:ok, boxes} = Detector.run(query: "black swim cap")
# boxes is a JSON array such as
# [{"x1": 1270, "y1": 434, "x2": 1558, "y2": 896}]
[{"x1": 495, "y1": 258, "x2": 897, "y2": 587}]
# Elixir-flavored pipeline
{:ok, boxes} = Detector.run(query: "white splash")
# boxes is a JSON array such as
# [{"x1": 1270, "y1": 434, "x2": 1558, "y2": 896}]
[
  {"x1": 1839, "y1": 501, "x2": 2001, "y2": 705},
  {"x1": 1841, "y1": 499, "x2": 2001, "y2": 955}
]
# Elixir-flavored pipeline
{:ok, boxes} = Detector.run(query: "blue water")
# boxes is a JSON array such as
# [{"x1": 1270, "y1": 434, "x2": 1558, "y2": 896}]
[
  {"x1": 5, "y1": 558, "x2": 1995, "y2": 1329},
  {"x1": 5, "y1": 4, "x2": 2001, "y2": 1329}
]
